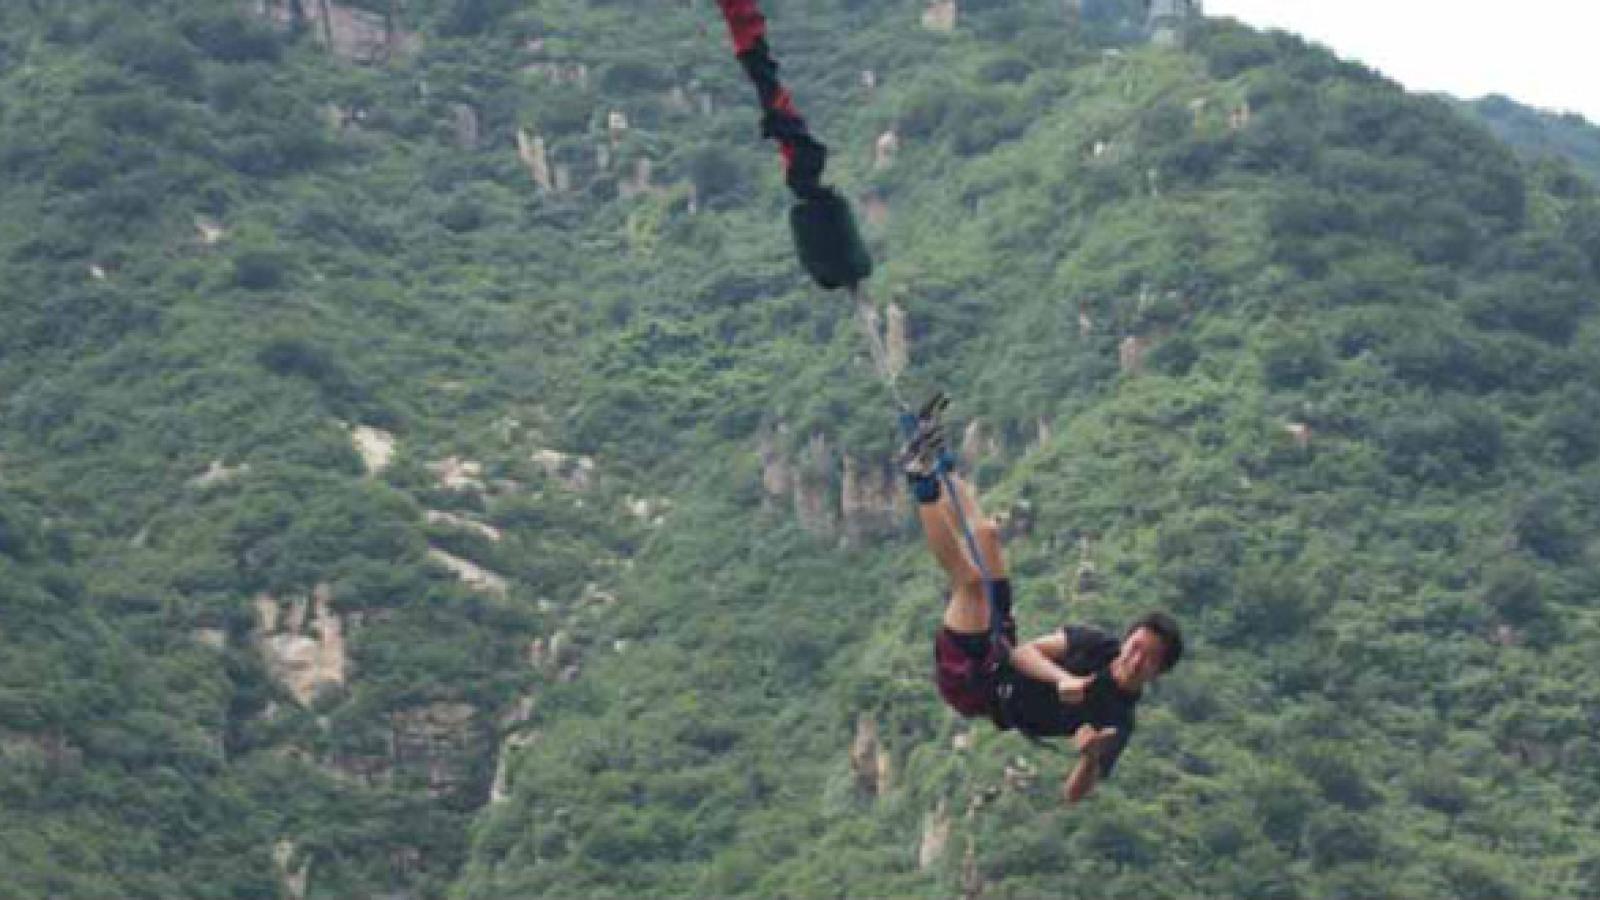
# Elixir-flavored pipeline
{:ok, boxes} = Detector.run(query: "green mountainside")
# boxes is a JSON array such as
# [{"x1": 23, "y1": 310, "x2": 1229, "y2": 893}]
[
  {"x1": 3, "y1": 2, "x2": 1600, "y2": 898},
  {"x1": 1465, "y1": 94, "x2": 1600, "y2": 186}
]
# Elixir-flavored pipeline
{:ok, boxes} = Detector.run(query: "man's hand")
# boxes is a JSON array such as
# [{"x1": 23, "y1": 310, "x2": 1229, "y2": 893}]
[
  {"x1": 1064, "y1": 726, "x2": 1119, "y2": 805},
  {"x1": 1073, "y1": 724, "x2": 1118, "y2": 760},
  {"x1": 1057, "y1": 674, "x2": 1093, "y2": 705}
]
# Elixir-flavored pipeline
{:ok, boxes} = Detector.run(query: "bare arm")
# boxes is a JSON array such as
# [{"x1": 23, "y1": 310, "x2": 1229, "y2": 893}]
[
  {"x1": 1062, "y1": 726, "x2": 1118, "y2": 804},
  {"x1": 1064, "y1": 756, "x2": 1099, "y2": 803},
  {"x1": 1010, "y1": 632, "x2": 1094, "y2": 702}
]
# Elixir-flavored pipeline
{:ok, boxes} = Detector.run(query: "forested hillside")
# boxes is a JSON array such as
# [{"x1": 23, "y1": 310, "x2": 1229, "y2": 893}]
[
  {"x1": 1466, "y1": 94, "x2": 1600, "y2": 185},
  {"x1": 3, "y1": 2, "x2": 1600, "y2": 898}
]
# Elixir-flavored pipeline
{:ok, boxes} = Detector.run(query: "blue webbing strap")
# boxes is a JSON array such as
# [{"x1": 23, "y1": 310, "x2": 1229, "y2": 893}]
[{"x1": 898, "y1": 410, "x2": 1008, "y2": 654}]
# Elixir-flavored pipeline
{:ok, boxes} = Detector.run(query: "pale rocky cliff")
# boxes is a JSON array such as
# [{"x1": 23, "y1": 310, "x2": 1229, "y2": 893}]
[
  {"x1": 256, "y1": 584, "x2": 347, "y2": 706},
  {"x1": 252, "y1": 0, "x2": 419, "y2": 63}
]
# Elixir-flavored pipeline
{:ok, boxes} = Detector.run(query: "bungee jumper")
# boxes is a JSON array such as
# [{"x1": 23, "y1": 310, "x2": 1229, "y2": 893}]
[
  {"x1": 901, "y1": 395, "x2": 1184, "y2": 802},
  {"x1": 714, "y1": 2, "x2": 1185, "y2": 799}
]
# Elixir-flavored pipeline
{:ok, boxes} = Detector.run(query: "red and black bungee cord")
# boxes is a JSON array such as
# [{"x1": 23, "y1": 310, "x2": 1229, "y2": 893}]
[{"x1": 714, "y1": 0, "x2": 873, "y2": 291}]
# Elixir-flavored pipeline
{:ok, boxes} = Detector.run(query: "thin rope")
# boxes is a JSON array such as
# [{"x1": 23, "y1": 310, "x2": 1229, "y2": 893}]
[
  {"x1": 850, "y1": 284, "x2": 908, "y2": 411},
  {"x1": 856, "y1": 290, "x2": 1000, "y2": 646}
]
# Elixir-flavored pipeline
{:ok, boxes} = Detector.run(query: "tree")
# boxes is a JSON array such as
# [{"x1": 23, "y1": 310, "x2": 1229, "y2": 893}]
[
  {"x1": 1513, "y1": 493, "x2": 1582, "y2": 563},
  {"x1": 1482, "y1": 561, "x2": 1543, "y2": 626},
  {"x1": 1539, "y1": 387, "x2": 1600, "y2": 466},
  {"x1": 231, "y1": 247, "x2": 291, "y2": 290},
  {"x1": 1248, "y1": 767, "x2": 1317, "y2": 851},
  {"x1": 1381, "y1": 398, "x2": 1504, "y2": 483},
  {"x1": 1407, "y1": 765, "x2": 1470, "y2": 818},
  {"x1": 178, "y1": 9, "x2": 281, "y2": 63},
  {"x1": 1260, "y1": 324, "x2": 1331, "y2": 388},
  {"x1": 1306, "y1": 808, "x2": 1382, "y2": 869},
  {"x1": 683, "y1": 144, "x2": 753, "y2": 210}
]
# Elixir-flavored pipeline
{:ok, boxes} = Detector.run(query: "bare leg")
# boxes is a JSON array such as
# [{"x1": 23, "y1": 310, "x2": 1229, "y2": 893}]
[
  {"x1": 949, "y1": 475, "x2": 1007, "y2": 581},
  {"x1": 918, "y1": 474, "x2": 1007, "y2": 634}
]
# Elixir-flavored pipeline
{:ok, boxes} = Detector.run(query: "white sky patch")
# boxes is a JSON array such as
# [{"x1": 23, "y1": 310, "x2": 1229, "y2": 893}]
[{"x1": 1204, "y1": 0, "x2": 1600, "y2": 124}]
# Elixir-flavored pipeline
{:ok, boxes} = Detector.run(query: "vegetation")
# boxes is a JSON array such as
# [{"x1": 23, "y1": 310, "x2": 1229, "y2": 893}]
[
  {"x1": 1466, "y1": 94, "x2": 1600, "y2": 185},
  {"x1": 2, "y1": 1, "x2": 1600, "y2": 897}
]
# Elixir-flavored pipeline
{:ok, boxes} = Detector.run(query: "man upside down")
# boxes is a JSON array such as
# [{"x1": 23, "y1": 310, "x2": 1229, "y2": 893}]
[{"x1": 900, "y1": 394, "x2": 1184, "y2": 803}]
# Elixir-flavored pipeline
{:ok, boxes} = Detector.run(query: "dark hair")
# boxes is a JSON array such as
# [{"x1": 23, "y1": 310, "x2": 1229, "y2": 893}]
[{"x1": 1128, "y1": 611, "x2": 1184, "y2": 673}]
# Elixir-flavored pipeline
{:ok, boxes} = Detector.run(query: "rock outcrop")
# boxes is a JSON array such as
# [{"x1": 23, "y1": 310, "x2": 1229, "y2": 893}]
[
  {"x1": 0, "y1": 729, "x2": 81, "y2": 768},
  {"x1": 499, "y1": 695, "x2": 537, "y2": 730},
  {"x1": 624, "y1": 495, "x2": 670, "y2": 527},
  {"x1": 349, "y1": 424, "x2": 397, "y2": 475},
  {"x1": 189, "y1": 459, "x2": 250, "y2": 489},
  {"x1": 253, "y1": 0, "x2": 419, "y2": 63},
  {"x1": 428, "y1": 456, "x2": 487, "y2": 493},
  {"x1": 451, "y1": 103, "x2": 479, "y2": 149},
  {"x1": 1147, "y1": 0, "x2": 1199, "y2": 48},
  {"x1": 1284, "y1": 421, "x2": 1312, "y2": 449},
  {"x1": 391, "y1": 702, "x2": 481, "y2": 799},
  {"x1": 849, "y1": 713, "x2": 893, "y2": 797},
  {"x1": 489, "y1": 731, "x2": 540, "y2": 803},
  {"x1": 874, "y1": 130, "x2": 900, "y2": 170},
  {"x1": 607, "y1": 111, "x2": 629, "y2": 144},
  {"x1": 516, "y1": 130, "x2": 555, "y2": 192},
  {"x1": 886, "y1": 302, "x2": 909, "y2": 375},
  {"x1": 619, "y1": 158, "x2": 656, "y2": 199},
  {"x1": 1119, "y1": 335, "x2": 1148, "y2": 373},
  {"x1": 273, "y1": 840, "x2": 310, "y2": 900},
  {"x1": 194, "y1": 216, "x2": 227, "y2": 245},
  {"x1": 325, "y1": 700, "x2": 485, "y2": 798},
  {"x1": 1031, "y1": 417, "x2": 1053, "y2": 453},
  {"x1": 257, "y1": 585, "x2": 348, "y2": 707},
  {"x1": 532, "y1": 449, "x2": 596, "y2": 492},
  {"x1": 759, "y1": 424, "x2": 795, "y2": 499},
  {"x1": 427, "y1": 548, "x2": 510, "y2": 597},
  {"x1": 841, "y1": 454, "x2": 902, "y2": 541},
  {"x1": 1230, "y1": 100, "x2": 1253, "y2": 130},
  {"x1": 793, "y1": 433, "x2": 836, "y2": 537},
  {"x1": 1074, "y1": 536, "x2": 1099, "y2": 596},
  {"x1": 425, "y1": 510, "x2": 503, "y2": 543},
  {"x1": 760, "y1": 425, "x2": 913, "y2": 542},
  {"x1": 960, "y1": 420, "x2": 1001, "y2": 469},
  {"x1": 918, "y1": 799, "x2": 953, "y2": 871},
  {"x1": 922, "y1": 0, "x2": 958, "y2": 33},
  {"x1": 961, "y1": 839, "x2": 983, "y2": 899},
  {"x1": 523, "y1": 59, "x2": 590, "y2": 88}
]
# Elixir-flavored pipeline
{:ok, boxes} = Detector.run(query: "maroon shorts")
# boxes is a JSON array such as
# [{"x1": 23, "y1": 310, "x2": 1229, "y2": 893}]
[{"x1": 934, "y1": 627, "x2": 1002, "y2": 718}]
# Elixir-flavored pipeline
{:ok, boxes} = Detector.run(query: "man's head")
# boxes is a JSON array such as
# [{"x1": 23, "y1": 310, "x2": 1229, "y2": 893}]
[{"x1": 1114, "y1": 612, "x2": 1183, "y2": 689}]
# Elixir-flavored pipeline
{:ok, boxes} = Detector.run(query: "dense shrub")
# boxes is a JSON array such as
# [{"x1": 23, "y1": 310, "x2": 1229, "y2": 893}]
[
  {"x1": 1482, "y1": 560, "x2": 1544, "y2": 625},
  {"x1": 1259, "y1": 325, "x2": 1331, "y2": 388},
  {"x1": 438, "y1": 0, "x2": 520, "y2": 37},
  {"x1": 178, "y1": 9, "x2": 281, "y2": 63},
  {"x1": 1381, "y1": 398, "x2": 1504, "y2": 482},
  {"x1": 231, "y1": 247, "x2": 291, "y2": 290},
  {"x1": 102, "y1": 26, "x2": 200, "y2": 94}
]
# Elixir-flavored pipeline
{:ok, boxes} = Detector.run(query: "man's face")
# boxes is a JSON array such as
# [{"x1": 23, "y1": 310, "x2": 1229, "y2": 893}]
[{"x1": 1118, "y1": 626, "x2": 1169, "y2": 684}]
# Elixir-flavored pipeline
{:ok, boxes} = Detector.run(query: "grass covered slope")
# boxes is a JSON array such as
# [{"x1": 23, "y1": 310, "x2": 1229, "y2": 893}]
[{"x1": 1, "y1": 2, "x2": 1600, "y2": 898}]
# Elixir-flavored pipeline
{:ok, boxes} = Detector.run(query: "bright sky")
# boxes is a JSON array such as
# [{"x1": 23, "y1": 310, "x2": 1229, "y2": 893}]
[{"x1": 1203, "y1": 0, "x2": 1600, "y2": 124}]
